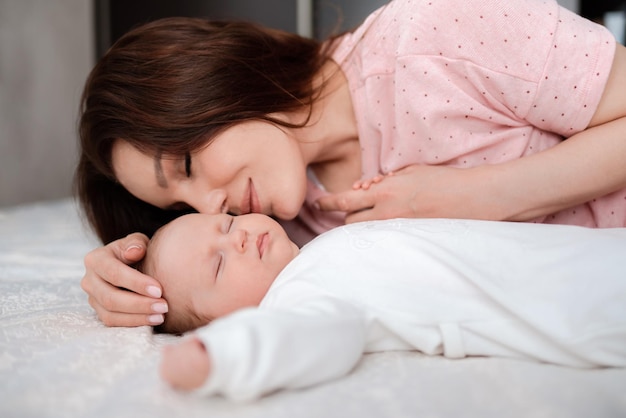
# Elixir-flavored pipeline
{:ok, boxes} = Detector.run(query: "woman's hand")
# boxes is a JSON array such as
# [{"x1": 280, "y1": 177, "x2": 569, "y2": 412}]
[
  {"x1": 160, "y1": 337, "x2": 211, "y2": 390},
  {"x1": 315, "y1": 165, "x2": 499, "y2": 224},
  {"x1": 80, "y1": 233, "x2": 168, "y2": 327}
]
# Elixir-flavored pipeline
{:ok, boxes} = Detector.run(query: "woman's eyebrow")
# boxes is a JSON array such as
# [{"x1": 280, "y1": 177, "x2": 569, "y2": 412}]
[{"x1": 154, "y1": 152, "x2": 168, "y2": 188}]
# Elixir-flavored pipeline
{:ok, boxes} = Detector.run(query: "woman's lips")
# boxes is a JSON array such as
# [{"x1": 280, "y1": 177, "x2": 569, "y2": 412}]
[
  {"x1": 249, "y1": 180, "x2": 261, "y2": 214},
  {"x1": 256, "y1": 233, "x2": 269, "y2": 258},
  {"x1": 241, "y1": 180, "x2": 251, "y2": 214},
  {"x1": 241, "y1": 178, "x2": 262, "y2": 214}
]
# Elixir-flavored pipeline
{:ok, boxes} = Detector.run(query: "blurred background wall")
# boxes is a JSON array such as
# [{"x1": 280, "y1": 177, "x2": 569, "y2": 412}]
[
  {"x1": 2, "y1": 0, "x2": 620, "y2": 209},
  {"x1": 0, "y1": 0, "x2": 93, "y2": 207}
]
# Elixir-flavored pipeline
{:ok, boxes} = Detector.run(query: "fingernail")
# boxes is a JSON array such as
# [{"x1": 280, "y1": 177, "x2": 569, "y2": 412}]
[
  {"x1": 147, "y1": 285, "x2": 162, "y2": 298},
  {"x1": 152, "y1": 302, "x2": 168, "y2": 314},
  {"x1": 312, "y1": 201, "x2": 320, "y2": 211},
  {"x1": 126, "y1": 244, "x2": 143, "y2": 252},
  {"x1": 148, "y1": 314, "x2": 164, "y2": 325}
]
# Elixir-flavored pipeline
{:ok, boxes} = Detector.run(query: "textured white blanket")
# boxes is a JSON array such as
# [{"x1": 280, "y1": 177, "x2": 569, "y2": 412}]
[{"x1": 1, "y1": 199, "x2": 625, "y2": 418}]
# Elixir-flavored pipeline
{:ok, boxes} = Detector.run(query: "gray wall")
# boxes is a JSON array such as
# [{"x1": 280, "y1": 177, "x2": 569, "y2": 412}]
[
  {"x1": 315, "y1": 0, "x2": 579, "y2": 38},
  {"x1": 559, "y1": 0, "x2": 579, "y2": 13},
  {"x1": 0, "y1": 0, "x2": 93, "y2": 207},
  {"x1": 315, "y1": 0, "x2": 387, "y2": 38},
  {"x1": 0, "y1": 0, "x2": 581, "y2": 208}
]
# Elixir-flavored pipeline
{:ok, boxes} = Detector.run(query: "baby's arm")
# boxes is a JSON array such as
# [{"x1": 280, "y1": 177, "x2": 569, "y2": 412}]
[
  {"x1": 162, "y1": 298, "x2": 367, "y2": 401},
  {"x1": 160, "y1": 337, "x2": 211, "y2": 390}
]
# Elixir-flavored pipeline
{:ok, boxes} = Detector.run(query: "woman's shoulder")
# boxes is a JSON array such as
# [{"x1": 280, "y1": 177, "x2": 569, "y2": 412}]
[
  {"x1": 329, "y1": 2, "x2": 391, "y2": 65},
  {"x1": 332, "y1": 0, "x2": 559, "y2": 69}
]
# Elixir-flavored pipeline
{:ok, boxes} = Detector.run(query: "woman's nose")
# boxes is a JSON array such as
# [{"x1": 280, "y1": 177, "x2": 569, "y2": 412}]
[{"x1": 192, "y1": 189, "x2": 229, "y2": 215}]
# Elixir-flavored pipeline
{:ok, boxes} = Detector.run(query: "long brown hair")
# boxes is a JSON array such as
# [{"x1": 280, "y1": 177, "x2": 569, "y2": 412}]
[{"x1": 76, "y1": 17, "x2": 330, "y2": 243}]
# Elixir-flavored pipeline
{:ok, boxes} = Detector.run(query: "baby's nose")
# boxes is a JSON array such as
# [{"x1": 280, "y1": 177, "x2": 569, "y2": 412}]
[{"x1": 231, "y1": 229, "x2": 247, "y2": 252}]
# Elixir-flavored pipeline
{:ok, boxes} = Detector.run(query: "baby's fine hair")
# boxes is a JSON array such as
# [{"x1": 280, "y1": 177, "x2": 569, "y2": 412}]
[{"x1": 136, "y1": 229, "x2": 207, "y2": 335}]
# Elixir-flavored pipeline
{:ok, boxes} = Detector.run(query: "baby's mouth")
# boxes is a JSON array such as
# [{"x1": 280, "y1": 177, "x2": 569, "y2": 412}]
[{"x1": 256, "y1": 233, "x2": 268, "y2": 258}]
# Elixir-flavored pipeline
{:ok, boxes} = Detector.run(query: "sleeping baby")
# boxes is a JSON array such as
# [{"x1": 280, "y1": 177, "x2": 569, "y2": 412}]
[{"x1": 138, "y1": 213, "x2": 626, "y2": 401}]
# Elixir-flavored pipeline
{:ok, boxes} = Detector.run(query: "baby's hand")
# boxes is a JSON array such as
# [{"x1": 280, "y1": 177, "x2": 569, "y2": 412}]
[
  {"x1": 352, "y1": 172, "x2": 394, "y2": 190},
  {"x1": 160, "y1": 337, "x2": 211, "y2": 390}
]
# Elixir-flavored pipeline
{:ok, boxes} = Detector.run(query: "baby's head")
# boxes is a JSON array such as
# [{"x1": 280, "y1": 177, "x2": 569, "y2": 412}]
[{"x1": 139, "y1": 213, "x2": 300, "y2": 334}]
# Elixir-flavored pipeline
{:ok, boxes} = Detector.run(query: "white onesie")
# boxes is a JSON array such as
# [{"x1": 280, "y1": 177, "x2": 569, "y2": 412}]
[{"x1": 194, "y1": 219, "x2": 626, "y2": 401}]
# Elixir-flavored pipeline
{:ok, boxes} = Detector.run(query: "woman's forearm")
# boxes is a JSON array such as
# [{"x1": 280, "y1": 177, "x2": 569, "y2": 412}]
[{"x1": 480, "y1": 116, "x2": 626, "y2": 222}]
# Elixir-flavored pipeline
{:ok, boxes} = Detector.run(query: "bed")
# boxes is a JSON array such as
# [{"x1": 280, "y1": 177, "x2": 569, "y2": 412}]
[{"x1": 1, "y1": 198, "x2": 625, "y2": 418}]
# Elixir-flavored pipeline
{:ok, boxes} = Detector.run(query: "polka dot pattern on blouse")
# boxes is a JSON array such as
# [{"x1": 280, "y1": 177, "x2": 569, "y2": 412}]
[{"x1": 295, "y1": 0, "x2": 623, "y2": 239}]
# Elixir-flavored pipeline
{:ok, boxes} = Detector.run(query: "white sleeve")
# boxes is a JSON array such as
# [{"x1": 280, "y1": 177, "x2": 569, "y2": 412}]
[{"x1": 191, "y1": 297, "x2": 367, "y2": 402}]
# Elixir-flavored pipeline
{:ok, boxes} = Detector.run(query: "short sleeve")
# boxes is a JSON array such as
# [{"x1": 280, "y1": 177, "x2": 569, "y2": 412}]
[{"x1": 525, "y1": 6, "x2": 615, "y2": 136}]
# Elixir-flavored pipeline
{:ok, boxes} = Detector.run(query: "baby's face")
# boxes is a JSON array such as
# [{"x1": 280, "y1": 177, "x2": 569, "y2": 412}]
[{"x1": 150, "y1": 213, "x2": 299, "y2": 322}]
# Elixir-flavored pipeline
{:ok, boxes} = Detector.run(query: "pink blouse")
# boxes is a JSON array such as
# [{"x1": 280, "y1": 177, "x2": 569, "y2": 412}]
[{"x1": 281, "y1": 0, "x2": 621, "y2": 246}]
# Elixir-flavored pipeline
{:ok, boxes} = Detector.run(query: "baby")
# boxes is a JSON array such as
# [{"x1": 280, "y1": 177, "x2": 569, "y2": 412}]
[
  {"x1": 140, "y1": 213, "x2": 626, "y2": 401},
  {"x1": 140, "y1": 212, "x2": 298, "y2": 335}
]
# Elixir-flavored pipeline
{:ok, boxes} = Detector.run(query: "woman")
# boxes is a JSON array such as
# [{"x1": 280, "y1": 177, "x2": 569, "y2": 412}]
[{"x1": 77, "y1": 0, "x2": 626, "y2": 327}]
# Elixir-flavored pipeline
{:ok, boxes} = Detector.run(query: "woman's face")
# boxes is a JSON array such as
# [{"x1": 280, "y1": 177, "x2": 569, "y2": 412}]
[{"x1": 112, "y1": 121, "x2": 308, "y2": 220}]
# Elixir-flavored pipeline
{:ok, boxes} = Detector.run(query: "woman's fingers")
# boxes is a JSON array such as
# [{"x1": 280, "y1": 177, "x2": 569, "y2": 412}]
[
  {"x1": 317, "y1": 166, "x2": 426, "y2": 222},
  {"x1": 117, "y1": 232, "x2": 150, "y2": 262},
  {"x1": 85, "y1": 277, "x2": 168, "y2": 325},
  {"x1": 352, "y1": 174, "x2": 386, "y2": 190},
  {"x1": 315, "y1": 189, "x2": 375, "y2": 214},
  {"x1": 81, "y1": 233, "x2": 167, "y2": 327},
  {"x1": 344, "y1": 206, "x2": 379, "y2": 224},
  {"x1": 90, "y1": 295, "x2": 167, "y2": 327},
  {"x1": 84, "y1": 233, "x2": 161, "y2": 297},
  {"x1": 319, "y1": 171, "x2": 398, "y2": 212}
]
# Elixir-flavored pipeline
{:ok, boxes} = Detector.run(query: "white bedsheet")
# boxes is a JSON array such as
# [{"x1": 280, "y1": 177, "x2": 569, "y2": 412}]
[{"x1": 1, "y1": 199, "x2": 625, "y2": 418}]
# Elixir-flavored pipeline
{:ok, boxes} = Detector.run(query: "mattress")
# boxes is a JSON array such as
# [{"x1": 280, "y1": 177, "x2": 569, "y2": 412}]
[{"x1": 1, "y1": 198, "x2": 625, "y2": 418}]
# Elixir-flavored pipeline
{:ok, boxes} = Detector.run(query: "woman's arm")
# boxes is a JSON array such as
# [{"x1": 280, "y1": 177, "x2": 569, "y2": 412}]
[
  {"x1": 81, "y1": 233, "x2": 167, "y2": 326},
  {"x1": 316, "y1": 44, "x2": 626, "y2": 224},
  {"x1": 474, "y1": 116, "x2": 626, "y2": 222}
]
